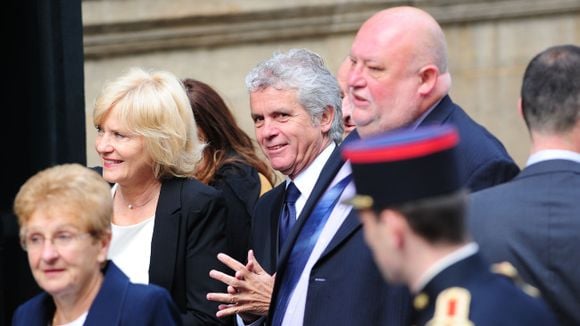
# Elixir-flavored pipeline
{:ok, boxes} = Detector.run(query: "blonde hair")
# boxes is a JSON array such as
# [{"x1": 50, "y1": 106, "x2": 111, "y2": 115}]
[
  {"x1": 93, "y1": 67, "x2": 204, "y2": 179},
  {"x1": 14, "y1": 164, "x2": 112, "y2": 239}
]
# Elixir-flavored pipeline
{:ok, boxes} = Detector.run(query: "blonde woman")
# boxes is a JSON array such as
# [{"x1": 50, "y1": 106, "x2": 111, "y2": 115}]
[{"x1": 93, "y1": 68, "x2": 228, "y2": 325}]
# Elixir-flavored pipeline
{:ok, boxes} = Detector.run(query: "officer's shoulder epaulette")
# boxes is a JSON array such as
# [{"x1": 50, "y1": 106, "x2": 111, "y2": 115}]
[
  {"x1": 491, "y1": 261, "x2": 540, "y2": 298},
  {"x1": 427, "y1": 287, "x2": 474, "y2": 326}
]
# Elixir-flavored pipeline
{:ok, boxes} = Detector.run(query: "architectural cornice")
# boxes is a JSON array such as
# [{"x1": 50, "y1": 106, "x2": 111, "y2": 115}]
[{"x1": 83, "y1": 0, "x2": 580, "y2": 59}]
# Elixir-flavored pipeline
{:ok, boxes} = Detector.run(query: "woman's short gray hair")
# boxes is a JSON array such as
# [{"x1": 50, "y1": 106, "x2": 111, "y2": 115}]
[{"x1": 245, "y1": 48, "x2": 343, "y2": 143}]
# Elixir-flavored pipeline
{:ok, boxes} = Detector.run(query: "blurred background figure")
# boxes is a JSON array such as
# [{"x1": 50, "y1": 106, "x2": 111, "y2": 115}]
[
  {"x1": 183, "y1": 78, "x2": 275, "y2": 263},
  {"x1": 93, "y1": 68, "x2": 229, "y2": 325},
  {"x1": 12, "y1": 164, "x2": 181, "y2": 325},
  {"x1": 336, "y1": 57, "x2": 356, "y2": 138},
  {"x1": 469, "y1": 44, "x2": 580, "y2": 325}
]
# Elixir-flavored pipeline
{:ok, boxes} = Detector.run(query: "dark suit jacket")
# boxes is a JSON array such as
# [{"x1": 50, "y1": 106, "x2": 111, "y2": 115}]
[
  {"x1": 212, "y1": 160, "x2": 261, "y2": 264},
  {"x1": 412, "y1": 253, "x2": 557, "y2": 325},
  {"x1": 420, "y1": 95, "x2": 520, "y2": 192},
  {"x1": 253, "y1": 96, "x2": 517, "y2": 325},
  {"x1": 251, "y1": 182, "x2": 285, "y2": 274},
  {"x1": 91, "y1": 167, "x2": 230, "y2": 326},
  {"x1": 12, "y1": 261, "x2": 181, "y2": 325},
  {"x1": 468, "y1": 159, "x2": 580, "y2": 325},
  {"x1": 151, "y1": 177, "x2": 230, "y2": 326},
  {"x1": 253, "y1": 145, "x2": 407, "y2": 325}
]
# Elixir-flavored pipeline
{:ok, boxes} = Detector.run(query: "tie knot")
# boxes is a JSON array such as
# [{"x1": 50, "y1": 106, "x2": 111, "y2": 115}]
[{"x1": 285, "y1": 182, "x2": 301, "y2": 204}]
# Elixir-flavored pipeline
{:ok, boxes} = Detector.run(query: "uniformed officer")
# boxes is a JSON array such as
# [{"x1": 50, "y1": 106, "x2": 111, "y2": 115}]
[{"x1": 341, "y1": 125, "x2": 557, "y2": 325}]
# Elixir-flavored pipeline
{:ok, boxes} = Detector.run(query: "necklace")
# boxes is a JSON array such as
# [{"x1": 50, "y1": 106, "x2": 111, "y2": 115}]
[
  {"x1": 118, "y1": 185, "x2": 160, "y2": 210},
  {"x1": 127, "y1": 200, "x2": 152, "y2": 210}
]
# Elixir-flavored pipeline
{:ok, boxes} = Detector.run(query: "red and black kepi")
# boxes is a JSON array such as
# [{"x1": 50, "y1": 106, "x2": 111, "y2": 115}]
[{"x1": 342, "y1": 125, "x2": 461, "y2": 210}]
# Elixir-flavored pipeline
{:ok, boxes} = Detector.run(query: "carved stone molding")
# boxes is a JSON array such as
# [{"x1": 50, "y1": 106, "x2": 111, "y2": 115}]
[{"x1": 83, "y1": 0, "x2": 580, "y2": 59}]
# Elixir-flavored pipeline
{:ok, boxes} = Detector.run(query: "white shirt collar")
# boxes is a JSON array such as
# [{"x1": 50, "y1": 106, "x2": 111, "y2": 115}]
[
  {"x1": 285, "y1": 142, "x2": 336, "y2": 216},
  {"x1": 413, "y1": 242, "x2": 479, "y2": 293},
  {"x1": 526, "y1": 149, "x2": 580, "y2": 167},
  {"x1": 410, "y1": 98, "x2": 443, "y2": 129}
]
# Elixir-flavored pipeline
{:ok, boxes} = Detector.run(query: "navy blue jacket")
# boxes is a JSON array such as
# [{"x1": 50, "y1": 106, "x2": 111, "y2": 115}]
[
  {"x1": 254, "y1": 145, "x2": 407, "y2": 325},
  {"x1": 12, "y1": 261, "x2": 181, "y2": 325},
  {"x1": 420, "y1": 95, "x2": 519, "y2": 191},
  {"x1": 469, "y1": 159, "x2": 580, "y2": 325},
  {"x1": 412, "y1": 253, "x2": 557, "y2": 325}
]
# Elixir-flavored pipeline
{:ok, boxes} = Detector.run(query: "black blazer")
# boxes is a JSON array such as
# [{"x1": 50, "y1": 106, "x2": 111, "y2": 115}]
[
  {"x1": 92, "y1": 167, "x2": 230, "y2": 326},
  {"x1": 211, "y1": 160, "x2": 261, "y2": 264},
  {"x1": 151, "y1": 177, "x2": 230, "y2": 325},
  {"x1": 254, "y1": 145, "x2": 408, "y2": 325}
]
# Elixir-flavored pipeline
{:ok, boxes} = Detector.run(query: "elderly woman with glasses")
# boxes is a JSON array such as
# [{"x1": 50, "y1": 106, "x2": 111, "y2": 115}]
[{"x1": 12, "y1": 164, "x2": 181, "y2": 325}]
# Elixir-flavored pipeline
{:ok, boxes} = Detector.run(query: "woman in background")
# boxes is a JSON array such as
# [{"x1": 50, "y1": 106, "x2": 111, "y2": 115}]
[
  {"x1": 12, "y1": 164, "x2": 181, "y2": 325},
  {"x1": 94, "y1": 68, "x2": 228, "y2": 325},
  {"x1": 183, "y1": 78, "x2": 275, "y2": 263}
]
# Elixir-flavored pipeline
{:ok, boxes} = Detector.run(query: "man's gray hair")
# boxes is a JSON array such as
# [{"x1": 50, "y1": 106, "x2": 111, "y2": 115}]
[{"x1": 245, "y1": 48, "x2": 343, "y2": 143}]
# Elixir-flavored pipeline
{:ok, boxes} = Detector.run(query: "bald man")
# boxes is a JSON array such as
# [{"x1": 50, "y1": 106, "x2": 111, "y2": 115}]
[{"x1": 347, "y1": 6, "x2": 519, "y2": 192}]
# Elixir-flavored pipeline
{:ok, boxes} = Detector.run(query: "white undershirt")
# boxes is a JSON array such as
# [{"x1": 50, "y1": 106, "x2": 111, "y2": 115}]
[
  {"x1": 55, "y1": 311, "x2": 87, "y2": 326},
  {"x1": 108, "y1": 184, "x2": 155, "y2": 284}
]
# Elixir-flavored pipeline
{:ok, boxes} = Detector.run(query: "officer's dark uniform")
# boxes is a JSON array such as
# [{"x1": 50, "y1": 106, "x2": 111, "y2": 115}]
[
  {"x1": 342, "y1": 125, "x2": 559, "y2": 326},
  {"x1": 411, "y1": 253, "x2": 557, "y2": 325}
]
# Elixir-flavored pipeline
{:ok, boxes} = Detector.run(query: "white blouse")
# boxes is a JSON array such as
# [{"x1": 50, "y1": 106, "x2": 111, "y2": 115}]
[{"x1": 108, "y1": 184, "x2": 155, "y2": 284}]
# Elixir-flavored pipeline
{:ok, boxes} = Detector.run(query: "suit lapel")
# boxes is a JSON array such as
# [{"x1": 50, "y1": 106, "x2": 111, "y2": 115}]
[
  {"x1": 319, "y1": 209, "x2": 360, "y2": 260},
  {"x1": 149, "y1": 178, "x2": 181, "y2": 291},
  {"x1": 265, "y1": 184, "x2": 286, "y2": 270},
  {"x1": 269, "y1": 145, "x2": 345, "y2": 319},
  {"x1": 315, "y1": 133, "x2": 363, "y2": 259},
  {"x1": 86, "y1": 262, "x2": 127, "y2": 325}
]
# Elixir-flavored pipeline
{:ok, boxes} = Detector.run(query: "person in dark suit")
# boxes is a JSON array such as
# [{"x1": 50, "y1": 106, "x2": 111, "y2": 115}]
[
  {"x1": 207, "y1": 49, "x2": 406, "y2": 326},
  {"x1": 347, "y1": 6, "x2": 519, "y2": 192},
  {"x1": 183, "y1": 78, "x2": 275, "y2": 264},
  {"x1": 468, "y1": 44, "x2": 580, "y2": 325},
  {"x1": 92, "y1": 68, "x2": 229, "y2": 325},
  {"x1": 343, "y1": 125, "x2": 557, "y2": 325},
  {"x1": 11, "y1": 164, "x2": 181, "y2": 325}
]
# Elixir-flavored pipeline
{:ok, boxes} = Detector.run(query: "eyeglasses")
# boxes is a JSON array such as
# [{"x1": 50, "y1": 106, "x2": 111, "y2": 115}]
[{"x1": 20, "y1": 231, "x2": 93, "y2": 252}]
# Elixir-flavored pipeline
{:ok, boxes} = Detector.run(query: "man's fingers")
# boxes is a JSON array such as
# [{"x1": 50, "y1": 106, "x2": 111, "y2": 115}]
[
  {"x1": 227, "y1": 285, "x2": 237, "y2": 294},
  {"x1": 206, "y1": 292, "x2": 230, "y2": 303},
  {"x1": 209, "y1": 269, "x2": 238, "y2": 286},
  {"x1": 216, "y1": 305, "x2": 241, "y2": 318},
  {"x1": 217, "y1": 252, "x2": 246, "y2": 271}
]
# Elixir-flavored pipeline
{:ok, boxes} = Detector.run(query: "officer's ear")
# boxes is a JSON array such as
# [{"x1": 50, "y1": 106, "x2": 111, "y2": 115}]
[{"x1": 381, "y1": 209, "x2": 407, "y2": 250}]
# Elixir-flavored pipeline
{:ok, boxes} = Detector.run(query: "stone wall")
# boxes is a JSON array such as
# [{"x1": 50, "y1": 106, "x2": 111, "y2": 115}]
[{"x1": 83, "y1": 0, "x2": 580, "y2": 167}]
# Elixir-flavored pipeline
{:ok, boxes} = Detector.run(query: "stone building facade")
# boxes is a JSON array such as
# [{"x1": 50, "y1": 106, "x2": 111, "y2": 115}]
[{"x1": 82, "y1": 0, "x2": 580, "y2": 168}]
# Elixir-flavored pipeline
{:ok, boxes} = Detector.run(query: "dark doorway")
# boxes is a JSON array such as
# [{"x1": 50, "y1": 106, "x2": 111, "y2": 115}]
[{"x1": 0, "y1": 0, "x2": 85, "y2": 324}]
